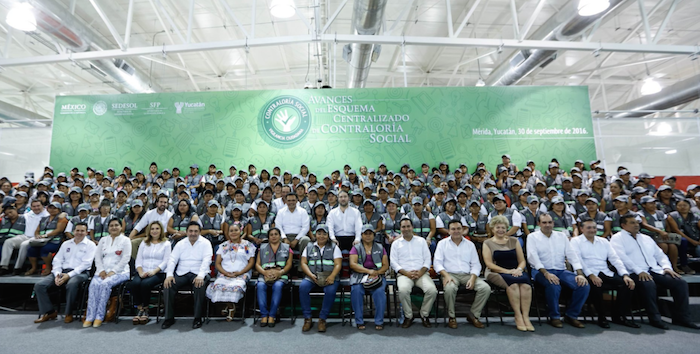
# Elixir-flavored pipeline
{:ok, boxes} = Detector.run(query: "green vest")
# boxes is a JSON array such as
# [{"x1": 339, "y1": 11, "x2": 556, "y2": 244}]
[{"x1": 640, "y1": 209, "x2": 666, "y2": 237}]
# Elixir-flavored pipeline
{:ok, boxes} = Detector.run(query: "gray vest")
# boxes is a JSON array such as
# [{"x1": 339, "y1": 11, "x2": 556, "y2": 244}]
[
  {"x1": 304, "y1": 243, "x2": 339, "y2": 282},
  {"x1": 257, "y1": 242, "x2": 291, "y2": 283},
  {"x1": 350, "y1": 243, "x2": 384, "y2": 285},
  {"x1": 407, "y1": 210, "x2": 431, "y2": 237}
]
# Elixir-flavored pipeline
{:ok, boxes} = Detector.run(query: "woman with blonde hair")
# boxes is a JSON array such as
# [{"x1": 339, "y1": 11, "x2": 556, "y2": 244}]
[
  {"x1": 131, "y1": 221, "x2": 171, "y2": 325},
  {"x1": 483, "y1": 215, "x2": 533, "y2": 332}
]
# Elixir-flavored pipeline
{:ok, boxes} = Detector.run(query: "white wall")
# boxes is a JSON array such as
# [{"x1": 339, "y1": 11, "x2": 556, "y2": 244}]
[
  {"x1": 593, "y1": 118, "x2": 700, "y2": 176},
  {"x1": 0, "y1": 127, "x2": 52, "y2": 182},
  {"x1": 2, "y1": 118, "x2": 700, "y2": 183}
]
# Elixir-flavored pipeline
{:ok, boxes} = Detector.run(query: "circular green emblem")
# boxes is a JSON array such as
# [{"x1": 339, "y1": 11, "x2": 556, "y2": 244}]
[{"x1": 258, "y1": 95, "x2": 311, "y2": 148}]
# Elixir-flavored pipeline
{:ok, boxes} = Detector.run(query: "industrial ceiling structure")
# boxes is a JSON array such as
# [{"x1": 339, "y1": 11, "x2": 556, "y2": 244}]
[{"x1": 0, "y1": 0, "x2": 698, "y2": 127}]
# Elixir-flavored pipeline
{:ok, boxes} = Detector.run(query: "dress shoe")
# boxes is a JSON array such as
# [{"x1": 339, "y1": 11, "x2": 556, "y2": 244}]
[
  {"x1": 82, "y1": 321, "x2": 92, "y2": 328},
  {"x1": 597, "y1": 318, "x2": 610, "y2": 329},
  {"x1": 549, "y1": 319, "x2": 563, "y2": 328},
  {"x1": 268, "y1": 318, "x2": 276, "y2": 328},
  {"x1": 0, "y1": 268, "x2": 10, "y2": 276},
  {"x1": 564, "y1": 317, "x2": 585, "y2": 328},
  {"x1": 421, "y1": 316, "x2": 432, "y2": 328},
  {"x1": 673, "y1": 320, "x2": 700, "y2": 330},
  {"x1": 34, "y1": 311, "x2": 57, "y2": 323},
  {"x1": 317, "y1": 319, "x2": 327, "y2": 332},
  {"x1": 93, "y1": 320, "x2": 103, "y2": 328},
  {"x1": 12, "y1": 268, "x2": 22, "y2": 276},
  {"x1": 302, "y1": 318, "x2": 313, "y2": 332},
  {"x1": 64, "y1": 315, "x2": 74, "y2": 324},
  {"x1": 192, "y1": 319, "x2": 203, "y2": 329},
  {"x1": 447, "y1": 318, "x2": 458, "y2": 329},
  {"x1": 525, "y1": 325, "x2": 535, "y2": 332},
  {"x1": 650, "y1": 321, "x2": 669, "y2": 330},
  {"x1": 468, "y1": 317, "x2": 485, "y2": 329},
  {"x1": 401, "y1": 318, "x2": 414, "y2": 328},
  {"x1": 161, "y1": 319, "x2": 175, "y2": 329},
  {"x1": 612, "y1": 318, "x2": 640, "y2": 328}
]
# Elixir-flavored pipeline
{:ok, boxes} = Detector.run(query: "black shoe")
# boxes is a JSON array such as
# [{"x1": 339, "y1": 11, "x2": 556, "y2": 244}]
[
  {"x1": 268, "y1": 319, "x2": 276, "y2": 328},
  {"x1": 161, "y1": 319, "x2": 175, "y2": 329},
  {"x1": 612, "y1": 318, "x2": 641, "y2": 328},
  {"x1": 597, "y1": 318, "x2": 610, "y2": 329},
  {"x1": 0, "y1": 268, "x2": 10, "y2": 276},
  {"x1": 673, "y1": 321, "x2": 700, "y2": 330},
  {"x1": 650, "y1": 321, "x2": 669, "y2": 330},
  {"x1": 12, "y1": 269, "x2": 22, "y2": 276},
  {"x1": 192, "y1": 318, "x2": 203, "y2": 329}
]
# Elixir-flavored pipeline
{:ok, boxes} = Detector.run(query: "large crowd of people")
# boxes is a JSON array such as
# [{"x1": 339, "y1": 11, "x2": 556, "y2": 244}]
[{"x1": 1, "y1": 156, "x2": 699, "y2": 331}]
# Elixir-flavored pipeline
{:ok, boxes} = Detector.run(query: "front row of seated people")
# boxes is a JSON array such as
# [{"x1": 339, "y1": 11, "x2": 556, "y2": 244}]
[{"x1": 31, "y1": 214, "x2": 699, "y2": 331}]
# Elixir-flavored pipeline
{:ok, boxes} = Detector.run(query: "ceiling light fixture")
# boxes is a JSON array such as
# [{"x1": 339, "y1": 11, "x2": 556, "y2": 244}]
[
  {"x1": 641, "y1": 78, "x2": 662, "y2": 95},
  {"x1": 6, "y1": 2, "x2": 37, "y2": 32},
  {"x1": 270, "y1": 0, "x2": 296, "y2": 19},
  {"x1": 475, "y1": 78, "x2": 485, "y2": 87},
  {"x1": 577, "y1": 0, "x2": 611, "y2": 16},
  {"x1": 665, "y1": 149, "x2": 677, "y2": 155}
]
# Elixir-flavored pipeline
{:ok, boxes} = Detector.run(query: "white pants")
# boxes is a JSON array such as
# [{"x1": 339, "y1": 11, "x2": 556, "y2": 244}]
[{"x1": 0, "y1": 235, "x2": 29, "y2": 267}]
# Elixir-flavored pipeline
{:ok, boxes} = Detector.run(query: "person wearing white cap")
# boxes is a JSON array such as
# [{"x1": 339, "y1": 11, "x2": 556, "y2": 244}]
[
  {"x1": 497, "y1": 154, "x2": 518, "y2": 178},
  {"x1": 604, "y1": 195, "x2": 640, "y2": 239},
  {"x1": 661, "y1": 176, "x2": 685, "y2": 200},
  {"x1": 637, "y1": 172, "x2": 656, "y2": 194},
  {"x1": 548, "y1": 196, "x2": 577, "y2": 237},
  {"x1": 667, "y1": 199, "x2": 698, "y2": 275}
]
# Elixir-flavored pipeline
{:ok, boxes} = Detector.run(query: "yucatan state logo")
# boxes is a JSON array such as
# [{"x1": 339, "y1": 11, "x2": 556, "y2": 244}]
[{"x1": 258, "y1": 95, "x2": 311, "y2": 148}]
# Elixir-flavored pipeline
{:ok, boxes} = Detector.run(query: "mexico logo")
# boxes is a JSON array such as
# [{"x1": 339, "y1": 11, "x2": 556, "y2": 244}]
[
  {"x1": 258, "y1": 95, "x2": 311, "y2": 147},
  {"x1": 93, "y1": 101, "x2": 107, "y2": 116}
]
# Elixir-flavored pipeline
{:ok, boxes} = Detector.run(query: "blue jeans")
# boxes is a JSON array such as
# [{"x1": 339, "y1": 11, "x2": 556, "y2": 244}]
[
  {"x1": 533, "y1": 269, "x2": 590, "y2": 320},
  {"x1": 351, "y1": 279, "x2": 386, "y2": 325},
  {"x1": 299, "y1": 279, "x2": 339, "y2": 320},
  {"x1": 257, "y1": 280, "x2": 285, "y2": 318}
]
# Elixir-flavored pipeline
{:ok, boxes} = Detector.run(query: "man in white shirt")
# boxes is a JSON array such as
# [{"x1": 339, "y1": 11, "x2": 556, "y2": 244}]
[
  {"x1": 390, "y1": 218, "x2": 437, "y2": 328},
  {"x1": 33, "y1": 222, "x2": 96, "y2": 323},
  {"x1": 570, "y1": 219, "x2": 639, "y2": 329},
  {"x1": 162, "y1": 221, "x2": 213, "y2": 329},
  {"x1": 276, "y1": 193, "x2": 311, "y2": 268},
  {"x1": 527, "y1": 213, "x2": 589, "y2": 328},
  {"x1": 610, "y1": 214, "x2": 699, "y2": 330},
  {"x1": 11, "y1": 199, "x2": 49, "y2": 275},
  {"x1": 272, "y1": 185, "x2": 292, "y2": 212},
  {"x1": 434, "y1": 219, "x2": 491, "y2": 329},
  {"x1": 130, "y1": 193, "x2": 173, "y2": 239},
  {"x1": 327, "y1": 191, "x2": 362, "y2": 251}
]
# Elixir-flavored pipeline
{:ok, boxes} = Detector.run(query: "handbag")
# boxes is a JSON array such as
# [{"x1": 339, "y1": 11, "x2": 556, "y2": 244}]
[
  {"x1": 653, "y1": 232, "x2": 682, "y2": 245},
  {"x1": 362, "y1": 274, "x2": 383, "y2": 290},
  {"x1": 315, "y1": 271, "x2": 333, "y2": 286},
  {"x1": 29, "y1": 238, "x2": 51, "y2": 247}
]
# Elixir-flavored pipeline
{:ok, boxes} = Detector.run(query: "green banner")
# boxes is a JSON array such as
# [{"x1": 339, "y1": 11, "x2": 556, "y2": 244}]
[{"x1": 51, "y1": 86, "x2": 595, "y2": 175}]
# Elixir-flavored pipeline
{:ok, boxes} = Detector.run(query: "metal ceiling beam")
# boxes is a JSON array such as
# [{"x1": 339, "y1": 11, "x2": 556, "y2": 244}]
[
  {"x1": 0, "y1": 35, "x2": 698, "y2": 68},
  {"x1": 88, "y1": 0, "x2": 126, "y2": 50}
]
